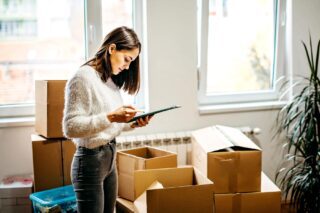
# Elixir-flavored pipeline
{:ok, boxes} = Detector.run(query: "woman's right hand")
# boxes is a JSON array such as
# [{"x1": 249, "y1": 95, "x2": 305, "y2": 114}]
[{"x1": 106, "y1": 105, "x2": 140, "y2": 123}]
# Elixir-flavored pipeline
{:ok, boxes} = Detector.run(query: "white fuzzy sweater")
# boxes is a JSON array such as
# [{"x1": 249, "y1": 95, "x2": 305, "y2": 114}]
[{"x1": 63, "y1": 65, "x2": 133, "y2": 149}]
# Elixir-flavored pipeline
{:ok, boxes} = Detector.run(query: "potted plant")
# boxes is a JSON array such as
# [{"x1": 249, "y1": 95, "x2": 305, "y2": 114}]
[{"x1": 275, "y1": 35, "x2": 320, "y2": 213}]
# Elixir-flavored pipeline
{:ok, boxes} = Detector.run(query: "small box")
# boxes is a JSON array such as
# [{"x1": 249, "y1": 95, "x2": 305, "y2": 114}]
[
  {"x1": 192, "y1": 125, "x2": 262, "y2": 193},
  {"x1": 117, "y1": 146, "x2": 177, "y2": 201},
  {"x1": 35, "y1": 80, "x2": 66, "y2": 138},
  {"x1": 0, "y1": 180, "x2": 33, "y2": 213},
  {"x1": 214, "y1": 172, "x2": 281, "y2": 213},
  {"x1": 0, "y1": 179, "x2": 32, "y2": 213},
  {"x1": 29, "y1": 185, "x2": 76, "y2": 213},
  {"x1": 0, "y1": 181, "x2": 32, "y2": 199},
  {"x1": 133, "y1": 166, "x2": 214, "y2": 213}
]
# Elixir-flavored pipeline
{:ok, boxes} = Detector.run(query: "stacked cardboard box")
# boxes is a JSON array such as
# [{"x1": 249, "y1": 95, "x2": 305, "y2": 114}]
[
  {"x1": 116, "y1": 147, "x2": 215, "y2": 212},
  {"x1": 32, "y1": 80, "x2": 76, "y2": 192},
  {"x1": 191, "y1": 125, "x2": 281, "y2": 213},
  {"x1": 35, "y1": 80, "x2": 66, "y2": 138},
  {"x1": 31, "y1": 135, "x2": 75, "y2": 192}
]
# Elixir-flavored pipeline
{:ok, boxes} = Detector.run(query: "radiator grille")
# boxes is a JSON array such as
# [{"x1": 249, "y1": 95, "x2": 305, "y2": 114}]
[
  {"x1": 116, "y1": 131, "x2": 192, "y2": 165},
  {"x1": 116, "y1": 126, "x2": 260, "y2": 166}
]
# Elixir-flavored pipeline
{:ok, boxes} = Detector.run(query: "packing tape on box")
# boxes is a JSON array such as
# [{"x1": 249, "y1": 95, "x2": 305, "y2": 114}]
[{"x1": 232, "y1": 193, "x2": 242, "y2": 213}]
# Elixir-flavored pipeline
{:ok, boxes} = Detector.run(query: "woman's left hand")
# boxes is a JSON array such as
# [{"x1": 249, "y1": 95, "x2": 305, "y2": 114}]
[{"x1": 130, "y1": 115, "x2": 153, "y2": 128}]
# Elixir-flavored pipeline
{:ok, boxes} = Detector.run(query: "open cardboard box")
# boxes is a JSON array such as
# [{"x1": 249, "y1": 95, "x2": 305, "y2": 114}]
[
  {"x1": 35, "y1": 80, "x2": 67, "y2": 138},
  {"x1": 117, "y1": 166, "x2": 214, "y2": 213},
  {"x1": 117, "y1": 146, "x2": 177, "y2": 201},
  {"x1": 215, "y1": 172, "x2": 281, "y2": 213},
  {"x1": 192, "y1": 125, "x2": 262, "y2": 193}
]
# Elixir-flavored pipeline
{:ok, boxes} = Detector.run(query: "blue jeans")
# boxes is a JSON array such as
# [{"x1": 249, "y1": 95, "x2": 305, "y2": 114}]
[{"x1": 71, "y1": 140, "x2": 117, "y2": 213}]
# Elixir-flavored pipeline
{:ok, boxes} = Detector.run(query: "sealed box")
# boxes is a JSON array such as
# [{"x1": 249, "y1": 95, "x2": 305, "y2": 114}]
[
  {"x1": 215, "y1": 172, "x2": 281, "y2": 213},
  {"x1": 29, "y1": 185, "x2": 76, "y2": 213},
  {"x1": 31, "y1": 135, "x2": 76, "y2": 192},
  {"x1": 117, "y1": 146, "x2": 177, "y2": 201},
  {"x1": 62, "y1": 140, "x2": 76, "y2": 185},
  {"x1": 192, "y1": 125, "x2": 261, "y2": 193},
  {"x1": 35, "y1": 80, "x2": 66, "y2": 138},
  {"x1": 117, "y1": 166, "x2": 215, "y2": 213}
]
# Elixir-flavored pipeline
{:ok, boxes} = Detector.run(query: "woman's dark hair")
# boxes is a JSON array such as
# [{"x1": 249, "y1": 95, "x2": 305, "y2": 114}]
[{"x1": 84, "y1": 26, "x2": 141, "y2": 95}]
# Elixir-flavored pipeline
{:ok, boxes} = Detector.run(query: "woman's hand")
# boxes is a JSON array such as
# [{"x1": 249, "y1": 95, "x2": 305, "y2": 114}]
[
  {"x1": 107, "y1": 105, "x2": 141, "y2": 123},
  {"x1": 130, "y1": 115, "x2": 153, "y2": 128}
]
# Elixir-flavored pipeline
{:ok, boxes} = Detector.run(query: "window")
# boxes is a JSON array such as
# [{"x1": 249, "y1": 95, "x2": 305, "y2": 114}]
[
  {"x1": 198, "y1": 0, "x2": 286, "y2": 106},
  {"x1": 0, "y1": 0, "x2": 146, "y2": 118}
]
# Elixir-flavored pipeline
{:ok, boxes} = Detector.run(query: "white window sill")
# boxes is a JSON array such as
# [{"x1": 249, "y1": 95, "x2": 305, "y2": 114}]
[
  {"x1": 0, "y1": 117, "x2": 35, "y2": 128},
  {"x1": 199, "y1": 101, "x2": 287, "y2": 115}
]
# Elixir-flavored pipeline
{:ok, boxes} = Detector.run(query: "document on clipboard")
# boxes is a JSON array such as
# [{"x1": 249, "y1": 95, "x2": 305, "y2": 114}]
[{"x1": 127, "y1": 105, "x2": 181, "y2": 123}]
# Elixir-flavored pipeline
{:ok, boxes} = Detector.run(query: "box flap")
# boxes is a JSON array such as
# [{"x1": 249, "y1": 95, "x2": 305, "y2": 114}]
[
  {"x1": 192, "y1": 126, "x2": 233, "y2": 152},
  {"x1": 146, "y1": 182, "x2": 215, "y2": 213},
  {"x1": 261, "y1": 172, "x2": 280, "y2": 192},
  {"x1": 193, "y1": 167, "x2": 213, "y2": 185},
  {"x1": 192, "y1": 126, "x2": 261, "y2": 152},
  {"x1": 134, "y1": 181, "x2": 163, "y2": 213},
  {"x1": 134, "y1": 167, "x2": 193, "y2": 199},
  {"x1": 217, "y1": 125, "x2": 261, "y2": 150},
  {"x1": 31, "y1": 134, "x2": 46, "y2": 142},
  {"x1": 116, "y1": 198, "x2": 135, "y2": 213},
  {"x1": 120, "y1": 146, "x2": 176, "y2": 159}
]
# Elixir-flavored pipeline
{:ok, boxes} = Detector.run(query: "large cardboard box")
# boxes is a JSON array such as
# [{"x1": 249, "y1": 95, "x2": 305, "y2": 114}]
[
  {"x1": 117, "y1": 147, "x2": 177, "y2": 201},
  {"x1": 215, "y1": 172, "x2": 281, "y2": 213},
  {"x1": 35, "y1": 80, "x2": 66, "y2": 138},
  {"x1": 192, "y1": 125, "x2": 262, "y2": 193},
  {"x1": 117, "y1": 166, "x2": 215, "y2": 213},
  {"x1": 62, "y1": 140, "x2": 76, "y2": 185},
  {"x1": 31, "y1": 135, "x2": 76, "y2": 192}
]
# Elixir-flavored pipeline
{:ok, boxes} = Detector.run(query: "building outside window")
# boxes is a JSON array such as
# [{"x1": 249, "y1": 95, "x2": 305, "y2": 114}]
[{"x1": 0, "y1": 0, "x2": 144, "y2": 117}]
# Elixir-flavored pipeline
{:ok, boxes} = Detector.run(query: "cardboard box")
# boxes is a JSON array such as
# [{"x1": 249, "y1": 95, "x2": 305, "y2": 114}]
[
  {"x1": 31, "y1": 135, "x2": 76, "y2": 192},
  {"x1": 116, "y1": 198, "x2": 134, "y2": 213},
  {"x1": 62, "y1": 140, "x2": 76, "y2": 185},
  {"x1": 35, "y1": 80, "x2": 66, "y2": 138},
  {"x1": 192, "y1": 125, "x2": 262, "y2": 193},
  {"x1": 215, "y1": 172, "x2": 281, "y2": 213},
  {"x1": 117, "y1": 146, "x2": 177, "y2": 201},
  {"x1": 117, "y1": 166, "x2": 215, "y2": 213}
]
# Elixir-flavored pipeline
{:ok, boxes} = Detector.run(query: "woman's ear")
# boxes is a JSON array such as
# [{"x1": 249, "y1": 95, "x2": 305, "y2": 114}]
[{"x1": 108, "y1": 44, "x2": 116, "y2": 55}]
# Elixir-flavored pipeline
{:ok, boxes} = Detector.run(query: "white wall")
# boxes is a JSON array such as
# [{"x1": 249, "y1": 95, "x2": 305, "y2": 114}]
[{"x1": 0, "y1": 0, "x2": 320, "y2": 186}]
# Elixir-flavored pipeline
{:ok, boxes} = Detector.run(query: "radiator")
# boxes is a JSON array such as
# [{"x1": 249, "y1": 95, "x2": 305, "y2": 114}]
[{"x1": 116, "y1": 127, "x2": 260, "y2": 166}]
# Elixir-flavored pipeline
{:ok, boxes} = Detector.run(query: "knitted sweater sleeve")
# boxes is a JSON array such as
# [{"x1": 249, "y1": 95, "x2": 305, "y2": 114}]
[{"x1": 63, "y1": 76, "x2": 111, "y2": 138}]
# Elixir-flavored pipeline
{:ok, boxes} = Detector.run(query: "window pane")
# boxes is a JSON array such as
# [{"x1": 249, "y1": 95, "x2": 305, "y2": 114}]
[
  {"x1": 101, "y1": 0, "x2": 133, "y2": 36},
  {"x1": 206, "y1": 0, "x2": 275, "y2": 94},
  {"x1": 0, "y1": 0, "x2": 85, "y2": 105},
  {"x1": 101, "y1": 0, "x2": 134, "y2": 105}
]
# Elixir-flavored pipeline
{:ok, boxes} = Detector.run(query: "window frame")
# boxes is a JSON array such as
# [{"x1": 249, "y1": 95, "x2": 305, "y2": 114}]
[
  {"x1": 197, "y1": 0, "x2": 287, "y2": 106},
  {"x1": 0, "y1": 0, "x2": 146, "y2": 118}
]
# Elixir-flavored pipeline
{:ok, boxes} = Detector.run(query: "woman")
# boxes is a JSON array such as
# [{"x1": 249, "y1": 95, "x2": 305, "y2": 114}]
[{"x1": 63, "y1": 26, "x2": 151, "y2": 213}]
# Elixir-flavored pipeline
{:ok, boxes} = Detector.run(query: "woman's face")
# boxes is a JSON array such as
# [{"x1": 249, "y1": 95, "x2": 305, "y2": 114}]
[{"x1": 109, "y1": 44, "x2": 140, "y2": 75}]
